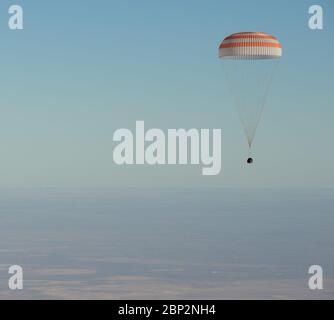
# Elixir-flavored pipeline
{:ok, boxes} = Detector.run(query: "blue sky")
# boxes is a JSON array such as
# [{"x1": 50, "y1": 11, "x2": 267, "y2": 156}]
[{"x1": 0, "y1": 0, "x2": 333, "y2": 188}]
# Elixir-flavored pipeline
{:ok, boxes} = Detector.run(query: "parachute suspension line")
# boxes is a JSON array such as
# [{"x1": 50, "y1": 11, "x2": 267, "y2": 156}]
[
  {"x1": 249, "y1": 59, "x2": 279, "y2": 147},
  {"x1": 223, "y1": 62, "x2": 253, "y2": 147},
  {"x1": 248, "y1": 141, "x2": 252, "y2": 152},
  {"x1": 223, "y1": 59, "x2": 279, "y2": 150}
]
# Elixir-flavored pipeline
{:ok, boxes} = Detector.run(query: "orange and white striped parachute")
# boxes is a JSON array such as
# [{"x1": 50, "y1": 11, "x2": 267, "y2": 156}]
[
  {"x1": 219, "y1": 32, "x2": 282, "y2": 163},
  {"x1": 219, "y1": 32, "x2": 282, "y2": 60}
]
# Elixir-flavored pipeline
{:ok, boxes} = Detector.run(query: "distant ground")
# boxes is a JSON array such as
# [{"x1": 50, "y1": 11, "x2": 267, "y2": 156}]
[{"x1": 0, "y1": 188, "x2": 333, "y2": 299}]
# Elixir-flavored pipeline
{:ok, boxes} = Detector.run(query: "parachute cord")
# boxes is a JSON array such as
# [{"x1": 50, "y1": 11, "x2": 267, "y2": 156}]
[
  {"x1": 222, "y1": 59, "x2": 280, "y2": 153},
  {"x1": 251, "y1": 59, "x2": 279, "y2": 144},
  {"x1": 248, "y1": 144, "x2": 252, "y2": 158},
  {"x1": 223, "y1": 62, "x2": 252, "y2": 148}
]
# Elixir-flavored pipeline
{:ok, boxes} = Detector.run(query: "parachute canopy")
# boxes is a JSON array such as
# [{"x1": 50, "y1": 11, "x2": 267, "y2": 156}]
[{"x1": 219, "y1": 32, "x2": 282, "y2": 60}]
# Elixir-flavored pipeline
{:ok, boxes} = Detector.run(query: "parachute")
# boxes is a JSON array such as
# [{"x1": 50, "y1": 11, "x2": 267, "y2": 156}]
[{"x1": 219, "y1": 32, "x2": 282, "y2": 163}]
